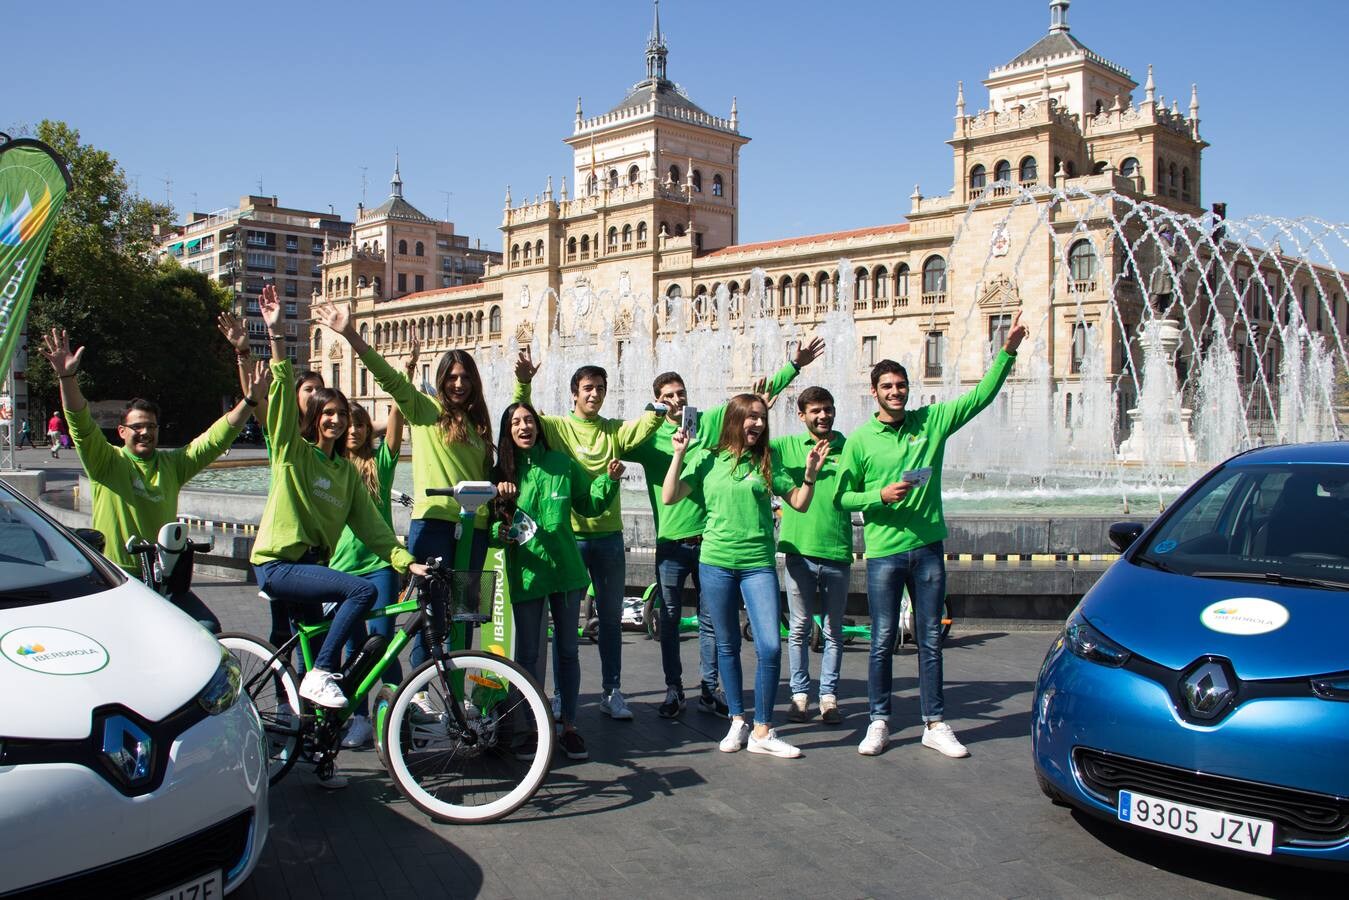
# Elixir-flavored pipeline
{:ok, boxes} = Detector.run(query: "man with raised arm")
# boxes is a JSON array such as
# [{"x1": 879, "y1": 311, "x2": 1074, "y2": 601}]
[
  {"x1": 837, "y1": 309, "x2": 1028, "y2": 759},
  {"x1": 40, "y1": 327, "x2": 269, "y2": 632},
  {"x1": 624, "y1": 337, "x2": 825, "y2": 719},
  {"x1": 512, "y1": 348, "x2": 663, "y2": 719}
]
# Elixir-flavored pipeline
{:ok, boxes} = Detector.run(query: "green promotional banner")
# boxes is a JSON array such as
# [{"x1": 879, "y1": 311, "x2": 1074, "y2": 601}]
[{"x1": 0, "y1": 138, "x2": 72, "y2": 378}]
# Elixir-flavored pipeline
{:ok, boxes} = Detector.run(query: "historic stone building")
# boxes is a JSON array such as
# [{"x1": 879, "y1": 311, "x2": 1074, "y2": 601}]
[{"x1": 318, "y1": 0, "x2": 1346, "y2": 448}]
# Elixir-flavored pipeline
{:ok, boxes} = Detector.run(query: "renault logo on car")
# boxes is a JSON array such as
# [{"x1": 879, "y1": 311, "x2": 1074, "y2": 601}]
[
  {"x1": 101, "y1": 716, "x2": 153, "y2": 786},
  {"x1": 1182, "y1": 660, "x2": 1235, "y2": 721}
]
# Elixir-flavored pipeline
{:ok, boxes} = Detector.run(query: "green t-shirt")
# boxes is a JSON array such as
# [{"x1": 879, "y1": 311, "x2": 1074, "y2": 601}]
[
  {"x1": 624, "y1": 361, "x2": 801, "y2": 543},
  {"x1": 835, "y1": 349, "x2": 1016, "y2": 558},
  {"x1": 249, "y1": 359, "x2": 413, "y2": 572},
  {"x1": 66, "y1": 404, "x2": 240, "y2": 574},
  {"x1": 328, "y1": 440, "x2": 400, "y2": 576},
  {"x1": 678, "y1": 446, "x2": 795, "y2": 570},
  {"x1": 772, "y1": 430, "x2": 852, "y2": 563}
]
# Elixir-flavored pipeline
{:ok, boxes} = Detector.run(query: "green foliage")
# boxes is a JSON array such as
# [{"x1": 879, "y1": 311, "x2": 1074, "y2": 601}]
[{"x1": 22, "y1": 121, "x2": 236, "y2": 440}]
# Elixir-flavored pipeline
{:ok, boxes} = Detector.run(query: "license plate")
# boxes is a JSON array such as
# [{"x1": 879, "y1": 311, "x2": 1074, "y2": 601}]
[
  {"x1": 145, "y1": 869, "x2": 223, "y2": 900},
  {"x1": 1118, "y1": 790, "x2": 1274, "y2": 855}
]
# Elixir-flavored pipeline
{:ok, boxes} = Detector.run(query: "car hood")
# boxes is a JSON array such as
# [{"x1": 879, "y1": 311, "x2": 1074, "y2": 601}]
[
  {"x1": 1082, "y1": 561, "x2": 1348, "y2": 680},
  {"x1": 0, "y1": 581, "x2": 221, "y2": 740}
]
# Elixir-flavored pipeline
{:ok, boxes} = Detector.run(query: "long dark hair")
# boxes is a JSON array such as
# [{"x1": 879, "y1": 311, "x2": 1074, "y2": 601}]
[
  {"x1": 435, "y1": 349, "x2": 494, "y2": 461},
  {"x1": 716, "y1": 393, "x2": 772, "y2": 483},
  {"x1": 300, "y1": 387, "x2": 351, "y2": 455},
  {"x1": 345, "y1": 402, "x2": 379, "y2": 494},
  {"x1": 490, "y1": 402, "x2": 550, "y2": 531}
]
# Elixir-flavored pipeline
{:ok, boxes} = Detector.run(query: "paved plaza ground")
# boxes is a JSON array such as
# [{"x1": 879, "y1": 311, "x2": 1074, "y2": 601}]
[{"x1": 191, "y1": 578, "x2": 1337, "y2": 900}]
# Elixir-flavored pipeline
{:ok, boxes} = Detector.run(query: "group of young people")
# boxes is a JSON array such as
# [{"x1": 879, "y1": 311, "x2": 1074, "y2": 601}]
[{"x1": 46, "y1": 281, "x2": 1027, "y2": 776}]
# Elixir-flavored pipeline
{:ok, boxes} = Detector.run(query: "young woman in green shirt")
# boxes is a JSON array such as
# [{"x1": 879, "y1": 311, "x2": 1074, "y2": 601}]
[{"x1": 663, "y1": 394, "x2": 829, "y2": 759}]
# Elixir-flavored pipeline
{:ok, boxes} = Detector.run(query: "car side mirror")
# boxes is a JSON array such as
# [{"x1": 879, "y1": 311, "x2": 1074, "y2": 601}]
[
  {"x1": 74, "y1": 527, "x2": 106, "y2": 553},
  {"x1": 1109, "y1": 522, "x2": 1146, "y2": 553}
]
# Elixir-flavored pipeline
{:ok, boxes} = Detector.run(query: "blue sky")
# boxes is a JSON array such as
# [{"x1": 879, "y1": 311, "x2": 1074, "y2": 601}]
[{"x1": 8, "y1": 0, "x2": 1347, "y2": 248}]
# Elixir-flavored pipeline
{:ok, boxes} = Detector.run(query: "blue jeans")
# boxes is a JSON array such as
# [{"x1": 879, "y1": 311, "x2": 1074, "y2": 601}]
[
  {"x1": 699, "y1": 563, "x2": 781, "y2": 725},
  {"x1": 865, "y1": 541, "x2": 947, "y2": 723},
  {"x1": 513, "y1": 591, "x2": 582, "y2": 724},
  {"x1": 783, "y1": 554, "x2": 850, "y2": 698},
  {"x1": 655, "y1": 539, "x2": 718, "y2": 692},
  {"x1": 407, "y1": 518, "x2": 488, "y2": 668},
  {"x1": 344, "y1": 566, "x2": 402, "y2": 715},
  {"x1": 577, "y1": 532, "x2": 625, "y2": 693},
  {"x1": 255, "y1": 559, "x2": 375, "y2": 672}
]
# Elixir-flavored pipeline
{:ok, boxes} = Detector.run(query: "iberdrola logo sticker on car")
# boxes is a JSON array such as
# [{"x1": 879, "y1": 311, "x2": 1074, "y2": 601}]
[
  {"x1": 1200, "y1": 598, "x2": 1290, "y2": 636},
  {"x1": 1, "y1": 626, "x2": 109, "y2": 675}
]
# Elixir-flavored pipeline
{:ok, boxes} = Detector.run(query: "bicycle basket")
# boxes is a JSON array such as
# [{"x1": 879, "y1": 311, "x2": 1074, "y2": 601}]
[{"x1": 425, "y1": 569, "x2": 497, "y2": 624}]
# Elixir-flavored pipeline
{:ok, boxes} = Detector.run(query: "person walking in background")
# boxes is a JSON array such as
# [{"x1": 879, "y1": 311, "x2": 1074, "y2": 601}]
[
  {"x1": 838, "y1": 310, "x2": 1027, "y2": 759},
  {"x1": 16, "y1": 418, "x2": 34, "y2": 449},
  {"x1": 46, "y1": 410, "x2": 62, "y2": 458},
  {"x1": 664, "y1": 394, "x2": 828, "y2": 759},
  {"x1": 772, "y1": 386, "x2": 853, "y2": 726}
]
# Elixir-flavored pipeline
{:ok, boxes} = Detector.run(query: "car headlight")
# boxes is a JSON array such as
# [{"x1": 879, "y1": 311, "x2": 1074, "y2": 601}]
[
  {"x1": 1063, "y1": 612, "x2": 1131, "y2": 668},
  {"x1": 197, "y1": 647, "x2": 242, "y2": 715},
  {"x1": 1311, "y1": 673, "x2": 1349, "y2": 702}
]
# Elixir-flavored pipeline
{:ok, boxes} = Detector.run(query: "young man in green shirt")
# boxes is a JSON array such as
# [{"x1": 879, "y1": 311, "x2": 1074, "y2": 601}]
[
  {"x1": 40, "y1": 327, "x2": 268, "y2": 632},
  {"x1": 513, "y1": 348, "x2": 663, "y2": 719},
  {"x1": 772, "y1": 386, "x2": 853, "y2": 726},
  {"x1": 625, "y1": 337, "x2": 824, "y2": 719},
  {"x1": 837, "y1": 310, "x2": 1028, "y2": 759}
]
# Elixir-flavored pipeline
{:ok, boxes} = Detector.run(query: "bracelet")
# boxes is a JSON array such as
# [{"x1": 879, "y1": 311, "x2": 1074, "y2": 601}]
[
  {"x1": 268, "y1": 332, "x2": 284, "y2": 340},
  {"x1": 802, "y1": 478, "x2": 816, "y2": 486},
  {"x1": 59, "y1": 374, "x2": 78, "y2": 381},
  {"x1": 243, "y1": 396, "x2": 258, "y2": 408}
]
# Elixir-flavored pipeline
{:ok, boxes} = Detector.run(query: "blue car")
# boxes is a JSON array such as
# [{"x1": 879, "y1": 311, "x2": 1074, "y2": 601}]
[{"x1": 1033, "y1": 442, "x2": 1349, "y2": 868}]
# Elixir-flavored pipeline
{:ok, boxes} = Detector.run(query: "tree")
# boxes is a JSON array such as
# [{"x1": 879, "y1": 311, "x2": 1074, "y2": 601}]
[{"x1": 20, "y1": 121, "x2": 235, "y2": 440}]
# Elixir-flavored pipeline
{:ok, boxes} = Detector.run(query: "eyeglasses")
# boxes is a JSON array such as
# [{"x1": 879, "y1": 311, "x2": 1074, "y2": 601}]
[{"x1": 121, "y1": 423, "x2": 158, "y2": 433}]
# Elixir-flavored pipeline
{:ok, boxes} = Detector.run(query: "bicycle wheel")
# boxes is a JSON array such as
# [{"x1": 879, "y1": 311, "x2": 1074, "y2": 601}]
[
  {"x1": 218, "y1": 632, "x2": 302, "y2": 785},
  {"x1": 372, "y1": 684, "x2": 398, "y2": 768},
  {"x1": 643, "y1": 595, "x2": 658, "y2": 640},
  {"x1": 385, "y1": 652, "x2": 554, "y2": 824}
]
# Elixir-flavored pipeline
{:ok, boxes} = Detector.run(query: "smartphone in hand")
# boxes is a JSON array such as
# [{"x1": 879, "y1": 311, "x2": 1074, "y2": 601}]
[{"x1": 681, "y1": 405, "x2": 698, "y2": 441}]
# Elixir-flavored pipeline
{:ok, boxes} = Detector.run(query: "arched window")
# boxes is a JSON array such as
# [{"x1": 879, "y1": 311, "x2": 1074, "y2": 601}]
[
  {"x1": 607, "y1": 226, "x2": 618, "y2": 250},
  {"x1": 691, "y1": 170, "x2": 702, "y2": 193},
  {"x1": 414, "y1": 241, "x2": 424, "y2": 257},
  {"x1": 854, "y1": 267, "x2": 869, "y2": 301},
  {"x1": 621, "y1": 224, "x2": 633, "y2": 246},
  {"x1": 1181, "y1": 167, "x2": 1191, "y2": 200},
  {"x1": 372, "y1": 276, "x2": 381, "y2": 296},
  {"x1": 1069, "y1": 239, "x2": 1097, "y2": 283},
  {"x1": 455, "y1": 314, "x2": 464, "y2": 338},
  {"x1": 668, "y1": 164, "x2": 681, "y2": 185},
  {"x1": 398, "y1": 239, "x2": 408, "y2": 255},
  {"x1": 567, "y1": 236, "x2": 577, "y2": 258},
  {"x1": 969, "y1": 164, "x2": 987, "y2": 192},
  {"x1": 608, "y1": 169, "x2": 619, "y2": 190},
  {"x1": 511, "y1": 244, "x2": 520, "y2": 265},
  {"x1": 922, "y1": 256, "x2": 947, "y2": 296},
  {"x1": 779, "y1": 276, "x2": 793, "y2": 309},
  {"x1": 994, "y1": 159, "x2": 1011, "y2": 185},
  {"x1": 693, "y1": 285, "x2": 709, "y2": 322},
  {"x1": 1064, "y1": 160, "x2": 1077, "y2": 177},
  {"x1": 1019, "y1": 156, "x2": 1038, "y2": 184},
  {"x1": 372, "y1": 240, "x2": 380, "y2": 253},
  {"x1": 627, "y1": 164, "x2": 640, "y2": 185},
  {"x1": 313, "y1": 329, "x2": 322, "y2": 352},
  {"x1": 342, "y1": 276, "x2": 349, "y2": 294},
  {"x1": 489, "y1": 305, "x2": 502, "y2": 334},
  {"x1": 357, "y1": 275, "x2": 368, "y2": 288},
  {"x1": 586, "y1": 173, "x2": 598, "y2": 196},
  {"x1": 712, "y1": 174, "x2": 723, "y2": 197},
  {"x1": 674, "y1": 223, "x2": 686, "y2": 237},
  {"x1": 816, "y1": 271, "x2": 830, "y2": 307},
  {"x1": 664, "y1": 284, "x2": 682, "y2": 321},
  {"x1": 1071, "y1": 323, "x2": 1090, "y2": 373},
  {"x1": 326, "y1": 278, "x2": 334, "y2": 294},
  {"x1": 534, "y1": 239, "x2": 543, "y2": 259},
  {"x1": 637, "y1": 221, "x2": 648, "y2": 244},
  {"x1": 475, "y1": 311, "x2": 483, "y2": 336},
  {"x1": 874, "y1": 265, "x2": 889, "y2": 298},
  {"x1": 580, "y1": 234, "x2": 590, "y2": 255},
  {"x1": 436, "y1": 316, "x2": 445, "y2": 339},
  {"x1": 1120, "y1": 157, "x2": 1140, "y2": 179},
  {"x1": 896, "y1": 263, "x2": 910, "y2": 299},
  {"x1": 1065, "y1": 391, "x2": 1074, "y2": 427},
  {"x1": 522, "y1": 242, "x2": 532, "y2": 262},
  {"x1": 796, "y1": 274, "x2": 810, "y2": 308}
]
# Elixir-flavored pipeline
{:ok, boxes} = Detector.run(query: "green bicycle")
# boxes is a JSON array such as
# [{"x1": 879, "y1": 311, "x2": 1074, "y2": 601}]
[{"x1": 220, "y1": 484, "x2": 553, "y2": 824}]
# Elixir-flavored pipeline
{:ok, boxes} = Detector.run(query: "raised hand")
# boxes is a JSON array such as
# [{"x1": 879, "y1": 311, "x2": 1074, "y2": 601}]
[
  {"x1": 40, "y1": 328, "x2": 85, "y2": 377},
  {"x1": 671, "y1": 427, "x2": 690, "y2": 454},
  {"x1": 1004, "y1": 309, "x2": 1029, "y2": 352},
  {"x1": 405, "y1": 336, "x2": 422, "y2": 375},
  {"x1": 515, "y1": 346, "x2": 539, "y2": 384},
  {"x1": 311, "y1": 300, "x2": 352, "y2": 336},
  {"x1": 804, "y1": 438, "x2": 830, "y2": 479},
  {"x1": 607, "y1": 459, "x2": 626, "y2": 479},
  {"x1": 258, "y1": 284, "x2": 282, "y2": 330},
  {"x1": 243, "y1": 357, "x2": 271, "y2": 402},
  {"x1": 751, "y1": 376, "x2": 778, "y2": 411},
  {"x1": 216, "y1": 312, "x2": 249, "y2": 355},
  {"x1": 793, "y1": 336, "x2": 826, "y2": 369}
]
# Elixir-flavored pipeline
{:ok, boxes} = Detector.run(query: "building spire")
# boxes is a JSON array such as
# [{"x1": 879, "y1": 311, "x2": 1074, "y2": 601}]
[
  {"x1": 1049, "y1": 0, "x2": 1070, "y2": 34},
  {"x1": 391, "y1": 149, "x2": 403, "y2": 198},
  {"x1": 955, "y1": 80, "x2": 965, "y2": 117},
  {"x1": 730, "y1": 95, "x2": 738, "y2": 128},
  {"x1": 1144, "y1": 64, "x2": 1156, "y2": 104},
  {"x1": 575, "y1": 96, "x2": 583, "y2": 128},
  {"x1": 645, "y1": 0, "x2": 668, "y2": 82}
]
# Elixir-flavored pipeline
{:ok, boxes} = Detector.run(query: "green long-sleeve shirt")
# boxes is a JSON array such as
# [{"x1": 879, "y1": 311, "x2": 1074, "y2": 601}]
[
  {"x1": 497, "y1": 445, "x2": 618, "y2": 602},
  {"x1": 835, "y1": 349, "x2": 1016, "y2": 558},
  {"x1": 360, "y1": 347, "x2": 490, "y2": 525},
  {"x1": 249, "y1": 358, "x2": 413, "y2": 572},
  {"x1": 624, "y1": 361, "x2": 801, "y2": 543},
  {"x1": 772, "y1": 430, "x2": 852, "y2": 563},
  {"x1": 677, "y1": 446, "x2": 796, "y2": 570},
  {"x1": 66, "y1": 404, "x2": 241, "y2": 574},
  {"x1": 511, "y1": 380, "x2": 660, "y2": 535}
]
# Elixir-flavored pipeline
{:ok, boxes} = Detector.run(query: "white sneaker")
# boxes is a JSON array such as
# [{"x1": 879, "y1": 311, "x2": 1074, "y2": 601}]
[
  {"x1": 299, "y1": 669, "x2": 348, "y2": 709},
  {"x1": 921, "y1": 722, "x2": 970, "y2": 758},
  {"x1": 787, "y1": 692, "x2": 810, "y2": 723},
  {"x1": 858, "y1": 720, "x2": 890, "y2": 756},
  {"x1": 409, "y1": 691, "x2": 438, "y2": 723},
  {"x1": 340, "y1": 714, "x2": 373, "y2": 749},
  {"x1": 719, "y1": 719, "x2": 750, "y2": 753},
  {"x1": 601, "y1": 689, "x2": 634, "y2": 720},
  {"x1": 747, "y1": 728, "x2": 802, "y2": 759}
]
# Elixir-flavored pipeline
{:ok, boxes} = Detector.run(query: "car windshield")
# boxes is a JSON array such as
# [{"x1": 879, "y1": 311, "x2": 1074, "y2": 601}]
[
  {"x1": 0, "y1": 488, "x2": 115, "y2": 607},
  {"x1": 1136, "y1": 463, "x2": 1349, "y2": 591}
]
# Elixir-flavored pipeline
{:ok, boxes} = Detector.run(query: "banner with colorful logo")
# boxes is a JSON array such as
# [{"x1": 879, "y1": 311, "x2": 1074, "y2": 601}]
[{"x1": 0, "y1": 137, "x2": 72, "y2": 379}]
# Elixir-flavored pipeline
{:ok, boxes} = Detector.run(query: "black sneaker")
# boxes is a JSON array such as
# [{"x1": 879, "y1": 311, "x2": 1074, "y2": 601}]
[
  {"x1": 514, "y1": 735, "x2": 537, "y2": 762},
  {"x1": 699, "y1": 686, "x2": 730, "y2": 719},
  {"x1": 558, "y1": 729, "x2": 588, "y2": 760},
  {"x1": 658, "y1": 686, "x2": 686, "y2": 719}
]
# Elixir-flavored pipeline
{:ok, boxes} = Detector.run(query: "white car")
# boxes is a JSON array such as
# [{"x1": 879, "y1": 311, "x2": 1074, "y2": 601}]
[{"x1": 0, "y1": 479, "x2": 268, "y2": 897}]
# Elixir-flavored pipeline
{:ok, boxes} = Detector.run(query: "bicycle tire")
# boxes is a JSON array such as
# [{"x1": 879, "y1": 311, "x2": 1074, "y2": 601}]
[
  {"x1": 385, "y1": 652, "x2": 554, "y2": 824},
  {"x1": 372, "y1": 684, "x2": 398, "y2": 768},
  {"x1": 218, "y1": 632, "x2": 302, "y2": 785},
  {"x1": 643, "y1": 595, "x2": 658, "y2": 640}
]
